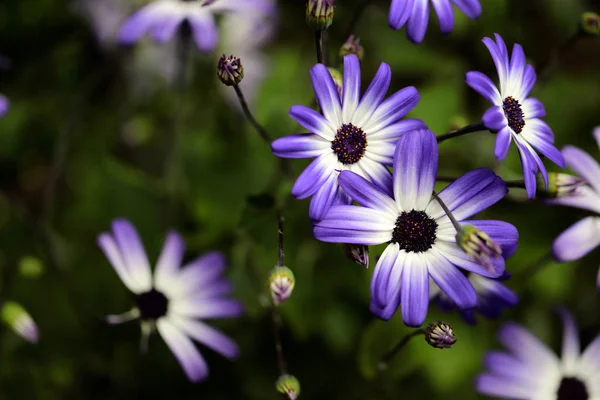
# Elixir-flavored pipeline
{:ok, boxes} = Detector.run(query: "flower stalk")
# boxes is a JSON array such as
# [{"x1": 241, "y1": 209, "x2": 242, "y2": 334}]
[{"x1": 436, "y1": 122, "x2": 487, "y2": 143}]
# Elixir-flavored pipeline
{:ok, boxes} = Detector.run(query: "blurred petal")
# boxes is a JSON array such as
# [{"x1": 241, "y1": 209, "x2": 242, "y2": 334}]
[
  {"x1": 157, "y1": 318, "x2": 208, "y2": 382},
  {"x1": 388, "y1": 0, "x2": 414, "y2": 29},
  {"x1": 111, "y1": 219, "x2": 153, "y2": 293},
  {"x1": 169, "y1": 315, "x2": 239, "y2": 359},
  {"x1": 154, "y1": 231, "x2": 185, "y2": 293},
  {"x1": 552, "y1": 217, "x2": 600, "y2": 262}
]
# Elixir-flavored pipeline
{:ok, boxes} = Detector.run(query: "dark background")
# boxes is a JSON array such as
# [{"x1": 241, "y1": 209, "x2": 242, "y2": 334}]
[{"x1": 0, "y1": 0, "x2": 599, "y2": 398}]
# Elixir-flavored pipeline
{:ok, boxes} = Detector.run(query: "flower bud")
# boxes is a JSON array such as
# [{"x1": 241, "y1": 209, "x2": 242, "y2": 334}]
[
  {"x1": 537, "y1": 172, "x2": 586, "y2": 198},
  {"x1": 327, "y1": 67, "x2": 343, "y2": 98},
  {"x1": 424, "y1": 321, "x2": 456, "y2": 349},
  {"x1": 1, "y1": 301, "x2": 39, "y2": 343},
  {"x1": 268, "y1": 266, "x2": 295, "y2": 306},
  {"x1": 344, "y1": 244, "x2": 369, "y2": 268},
  {"x1": 339, "y1": 35, "x2": 364, "y2": 61},
  {"x1": 580, "y1": 12, "x2": 600, "y2": 36},
  {"x1": 306, "y1": 0, "x2": 335, "y2": 31},
  {"x1": 456, "y1": 225, "x2": 501, "y2": 273},
  {"x1": 217, "y1": 54, "x2": 244, "y2": 86},
  {"x1": 276, "y1": 374, "x2": 300, "y2": 399}
]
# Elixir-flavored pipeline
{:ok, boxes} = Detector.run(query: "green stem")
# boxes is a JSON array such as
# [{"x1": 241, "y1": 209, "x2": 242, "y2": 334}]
[
  {"x1": 436, "y1": 122, "x2": 487, "y2": 143},
  {"x1": 315, "y1": 29, "x2": 324, "y2": 64},
  {"x1": 378, "y1": 329, "x2": 425, "y2": 372}
]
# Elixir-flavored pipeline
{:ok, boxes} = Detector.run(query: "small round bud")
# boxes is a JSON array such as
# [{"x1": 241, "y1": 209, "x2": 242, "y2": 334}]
[
  {"x1": 537, "y1": 172, "x2": 586, "y2": 198},
  {"x1": 1, "y1": 301, "x2": 39, "y2": 343},
  {"x1": 217, "y1": 54, "x2": 244, "y2": 86},
  {"x1": 424, "y1": 321, "x2": 456, "y2": 349},
  {"x1": 580, "y1": 12, "x2": 600, "y2": 36},
  {"x1": 456, "y1": 225, "x2": 501, "y2": 273},
  {"x1": 306, "y1": 0, "x2": 335, "y2": 31},
  {"x1": 276, "y1": 374, "x2": 300, "y2": 399},
  {"x1": 344, "y1": 244, "x2": 369, "y2": 269},
  {"x1": 269, "y1": 266, "x2": 295, "y2": 306},
  {"x1": 339, "y1": 35, "x2": 364, "y2": 61},
  {"x1": 327, "y1": 67, "x2": 343, "y2": 98}
]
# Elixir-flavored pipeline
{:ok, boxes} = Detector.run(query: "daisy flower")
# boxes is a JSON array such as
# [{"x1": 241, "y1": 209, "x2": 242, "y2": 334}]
[
  {"x1": 0, "y1": 94, "x2": 8, "y2": 117},
  {"x1": 477, "y1": 309, "x2": 600, "y2": 399},
  {"x1": 271, "y1": 54, "x2": 422, "y2": 221},
  {"x1": 118, "y1": 0, "x2": 275, "y2": 52},
  {"x1": 432, "y1": 271, "x2": 518, "y2": 325},
  {"x1": 466, "y1": 34, "x2": 564, "y2": 199},
  {"x1": 313, "y1": 129, "x2": 518, "y2": 326},
  {"x1": 388, "y1": 0, "x2": 482, "y2": 44},
  {"x1": 548, "y1": 127, "x2": 600, "y2": 289},
  {"x1": 98, "y1": 219, "x2": 243, "y2": 382}
]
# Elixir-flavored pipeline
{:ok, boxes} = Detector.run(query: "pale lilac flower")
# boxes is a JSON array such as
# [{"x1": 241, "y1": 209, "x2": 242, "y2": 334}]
[
  {"x1": 98, "y1": 219, "x2": 242, "y2": 382},
  {"x1": 0, "y1": 94, "x2": 8, "y2": 117}
]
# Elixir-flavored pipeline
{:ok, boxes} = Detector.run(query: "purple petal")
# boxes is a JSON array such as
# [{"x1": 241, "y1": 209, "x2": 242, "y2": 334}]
[
  {"x1": 170, "y1": 298, "x2": 244, "y2": 319},
  {"x1": 482, "y1": 35, "x2": 509, "y2": 92},
  {"x1": 363, "y1": 86, "x2": 420, "y2": 133},
  {"x1": 453, "y1": 0, "x2": 482, "y2": 19},
  {"x1": 118, "y1": 4, "x2": 162, "y2": 44},
  {"x1": 497, "y1": 322, "x2": 558, "y2": 365},
  {"x1": 310, "y1": 64, "x2": 342, "y2": 127},
  {"x1": 431, "y1": 0, "x2": 454, "y2": 34},
  {"x1": 353, "y1": 62, "x2": 392, "y2": 128},
  {"x1": 176, "y1": 252, "x2": 227, "y2": 295},
  {"x1": 0, "y1": 94, "x2": 9, "y2": 116},
  {"x1": 111, "y1": 219, "x2": 152, "y2": 293},
  {"x1": 401, "y1": 252, "x2": 429, "y2": 327},
  {"x1": 154, "y1": 231, "x2": 185, "y2": 292},
  {"x1": 151, "y1": 14, "x2": 183, "y2": 42},
  {"x1": 552, "y1": 217, "x2": 600, "y2": 262},
  {"x1": 342, "y1": 54, "x2": 361, "y2": 123},
  {"x1": 557, "y1": 308, "x2": 580, "y2": 374},
  {"x1": 388, "y1": 0, "x2": 415, "y2": 29},
  {"x1": 483, "y1": 351, "x2": 531, "y2": 381},
  {"x1": 518, "y1": 64, "x2": 537, "y2": 99},
  {"x1": 370, "y1": 244, "x2": 401, "y2": 311},
  {"x1": 562, "y1": 145, "x2": 600, "y2": 192},
  {"x1": 368, "y1": 118, "x2": 427, "y2": 141},
  {"x1": 425, "y1": 168, "x2": 506, "y2": 220},
  {"x1": 494, "y1": 126, "x2": 512, "y2": 160},
  {"x1": 515, "y1": 142, "x2": 539, "y2": 199},
  {"x1": 427, "y1": 249, "x2": 477, "y2": 308},
  {"x1": 289, "y1": 105, "x2": 336, "y2": 140},
  {"x1": 545, "y1": 185, "x2": 600, "y2": 215},
  {"x1": 522, "y1": 98, "x2": 546, "y2": 119},
  {"x1": 157, "y1": 318, "x2": 208, "y2": 382},
  {"x1": 291, "y1": 153, "x2": 336, "y2": 199},
  {"x1": 521, "y1": 129, "x2": 564, "y2": 169},
  {"x1": 313, "y1": 206, "x2": 394, "y2": 245},
  {"x1": 357, "y1": 158, "x2": 394, "y2": 197},
  {"x1": 483, "y1": 107, "x2": 507, "y2": 132},
  {"x1": 188, "y1": 13, "x2": 218, "y2": 52},
  {"x1": 525, "y1": 118, "x2": 554, "y2": 143},
  {"x1": 271, "y1": 133, "x2": 329, "y2": 159},
  {"x1": 594, "y1": 126, "x2": 600, "y2": 149},
  {"x1": 580, "y1": 334, "x2": 600, "y2": 376},
  {"x1": 508, "y1": 44, "x2": 526, "y2": 94},
  {"x1": 393, "y1": 129, "x2": 438, "y2": 211},
  {"x1": 338, "y1": 170, "x2": 397, "y2": 214},
  {"x1": 309, "y1": 173, "x2": 339, "y2": 221},
  {"x1": 466, "y1": 71, "x2": 501, "y2": 104},
  {"x1": 364, "y1": 141, "x2": 395, "y2": 165},
  {"x1": 435, "y1": 241, "x2": 504, "y2": 278},
  {"x1": 406, "y1": 0, "x2": 430, "y2": 43},
  {"x1": 98, "y1": 233, "x2": 138, "y2": 292},
  {"x1": 168, "y1": 315, "x2": 239, "y2": 359},
  {"x1": 476, "y1": 374, "x2": 536, "y2": 399},
  {"x1": 465, "y1": 220, "x2": 519, "y2": 259}
]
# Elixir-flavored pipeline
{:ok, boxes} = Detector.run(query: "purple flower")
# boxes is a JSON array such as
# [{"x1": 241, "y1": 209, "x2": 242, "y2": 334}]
[
  {"x1": 432, "y1": 271, "x2": 518, "y2": 325},
  {"x1": 0, "y1": 94, "x2": 8, "y2": 117},
  {"x1": 118, "y1": 0, "x2": 275, "y2": 52},
  {"x1": 271, "y1": 54, "x2": 421, "y2": 221},
  {"x1": 476, "y1": 309, "x2": 600, "y2": 399},
  {"x1": 466, "y1": 34, "x2": 565, "y2": 199},
  {"x1": 98, "y1": 219, "x2": 243, "y2": 382},
  {"x1": 388, "y1": 0, "x2": 482, "y2": 44},
  {"x1": 548, "y1": 128, "x2": 600, "y2": 289},
  {"x1": 313, "y1": 129, "x2": 517, "y2": 326}
]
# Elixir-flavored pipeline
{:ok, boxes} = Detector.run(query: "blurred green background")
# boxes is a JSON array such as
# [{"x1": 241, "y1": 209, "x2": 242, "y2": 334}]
[{"x1": 0, "y1": 0, "x2": 600, "y2": 398}]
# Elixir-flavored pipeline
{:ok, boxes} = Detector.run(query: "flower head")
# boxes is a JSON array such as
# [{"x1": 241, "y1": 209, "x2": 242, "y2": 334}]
[
  {"x1": 547, "y1": 128, "x2": 600, "y2": 289},
  {"x1": 306, "y1": 0, "x2": 335, "y2": 31},
  {"x1": 276, "y1": 374, "x2": 301, "y2": 399},
  {"x1": 313, "y1": 129, "x2": 518, "y2": 326},
  {"x1": 339, "y1": 35, "x2": 364, "y2": 61},
  {"x1": 456, "y1": 224, "x2": 502, "y2": 273},
  {"x1": 477, "y1": 309, "x2": 600, "y2": 399},
  {"x1": 0, "y1": 94, "x2": 8, "y2": 117},
  {"x1": 98, "y1": 219, "x2": 243, "y2": 382},
  {"x1": 537, "y1": 172, "x2": 586, "y2": 198},
  {"x1": 118, "y1": 0, "x2": 275, "y2": 52},
  {"x1": 581, "y1": 12, "x2": 600, "y2": 36},
  {"x1": 432, "y1": 271, "x2": 518, "y2": 325},
  {"x1": 217, "y1": 54, "x2": 244, "y2": 86},
  {"x1": 466, "y1": 34, "x2": 565, "y2": 198},
  {"x1": 388, "y1": 0, "x2": 482, "y2": 44},
  {"x1": 1, "y1": 301, "x2": 39, "y2": 343},
  {"x1": 271, "y1": 54, "x2": 421, "y2": 221},
  {"x1": 424, "y1": 321, "x2": 456, "y2": 349},
  {"x1": 268, "y1": 266, "x2": 295, "y2": 305}
]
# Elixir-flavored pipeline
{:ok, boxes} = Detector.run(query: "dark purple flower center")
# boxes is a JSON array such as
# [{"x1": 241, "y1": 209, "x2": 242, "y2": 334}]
[
  {"x1": 136, "y1": 289, "x2": 169, "y2": 320},
  {"x1": 502, "y1": 96, "x2": 526, "y2": 134},
  {"x1": 391, "y1": 210, "x2": 438, "y2": 253},
  {"x1": 557, "y1": 377, "x2": 588, "y2": 400},
  {"x1": 331, "y1": 123, "x2": 367, "y2": 164}
]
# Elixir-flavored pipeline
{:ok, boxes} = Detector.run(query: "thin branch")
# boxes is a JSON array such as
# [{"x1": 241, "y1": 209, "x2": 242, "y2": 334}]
[
  {"x1": 314, "y1": 30, "x2": 324, "y2": 64},
  {"x1": 233, "y1": 84, "x2": 272, "y2": 144},
  {"x1": 378, "y1": 329, "x2": 425, "y2": 372},
  {"x1": 436, "y1": 122, "x2": 487, "y2": 143}
]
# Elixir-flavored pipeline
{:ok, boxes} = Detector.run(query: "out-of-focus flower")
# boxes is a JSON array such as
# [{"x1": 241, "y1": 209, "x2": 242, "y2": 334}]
[
  {"x1": 98, "y1": 219, "x2": 243, "y2": 382},
  {"x1": 0, "y1": 94, "x2": 8, "y2": 117},
  {"x1": 476, "y1": 309, "x2": 600, "y2": 399},
  {"x1": 548, "y1": 128, "x2": 600, "y2": 289},
  {"x1": 424, "y1": 321, "x2": 456, "y2": 349},
  {"x1": 268, "y1": 266, "x2": 295, "y2": 305},
  {"x1": 306, "y1": 0, "x2": 335, "y2": 31},
  {"x1": 118, "y1": 0, "x2": 275, "y2": 52},
  {"x1": 388, "y1": 0, "x2": 481, "y2": 44},
  {"x1": 581, "y1": 12, "x2": 600, "y2": 36},
  {"x1": 456, "y1": 224, "x2": 502, "y2": 273},
  {"x1": 276, "y1": 374, "x2": 301, "y2": 400},
  {"x1": 271, "y1": 54, "x2": 422, "y2": 221},
  {"x1": 466, "y1": 34, "x2": 565, "y2": 199},
  {"x1": 339, "y1": 35, "x2": 364, "y2": 61},
  {"x1": 313, "y1": 130, "x2": 517, "y2": 326},
  {"x1": 432, "y1": 271, "x2": 518, "y2": 325},
  {"x1": 537, "y1": 172, "x2": 586, "y2": 199},
  {"x1": 1, "y1": 301, "x2": 39, "y2": 343},
  {"x1": 217, "y1": 54, "x2": 244, "y2": 86},
  {"x1": 345, "y1": 244, "x2": 369, "y2": 268}
]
